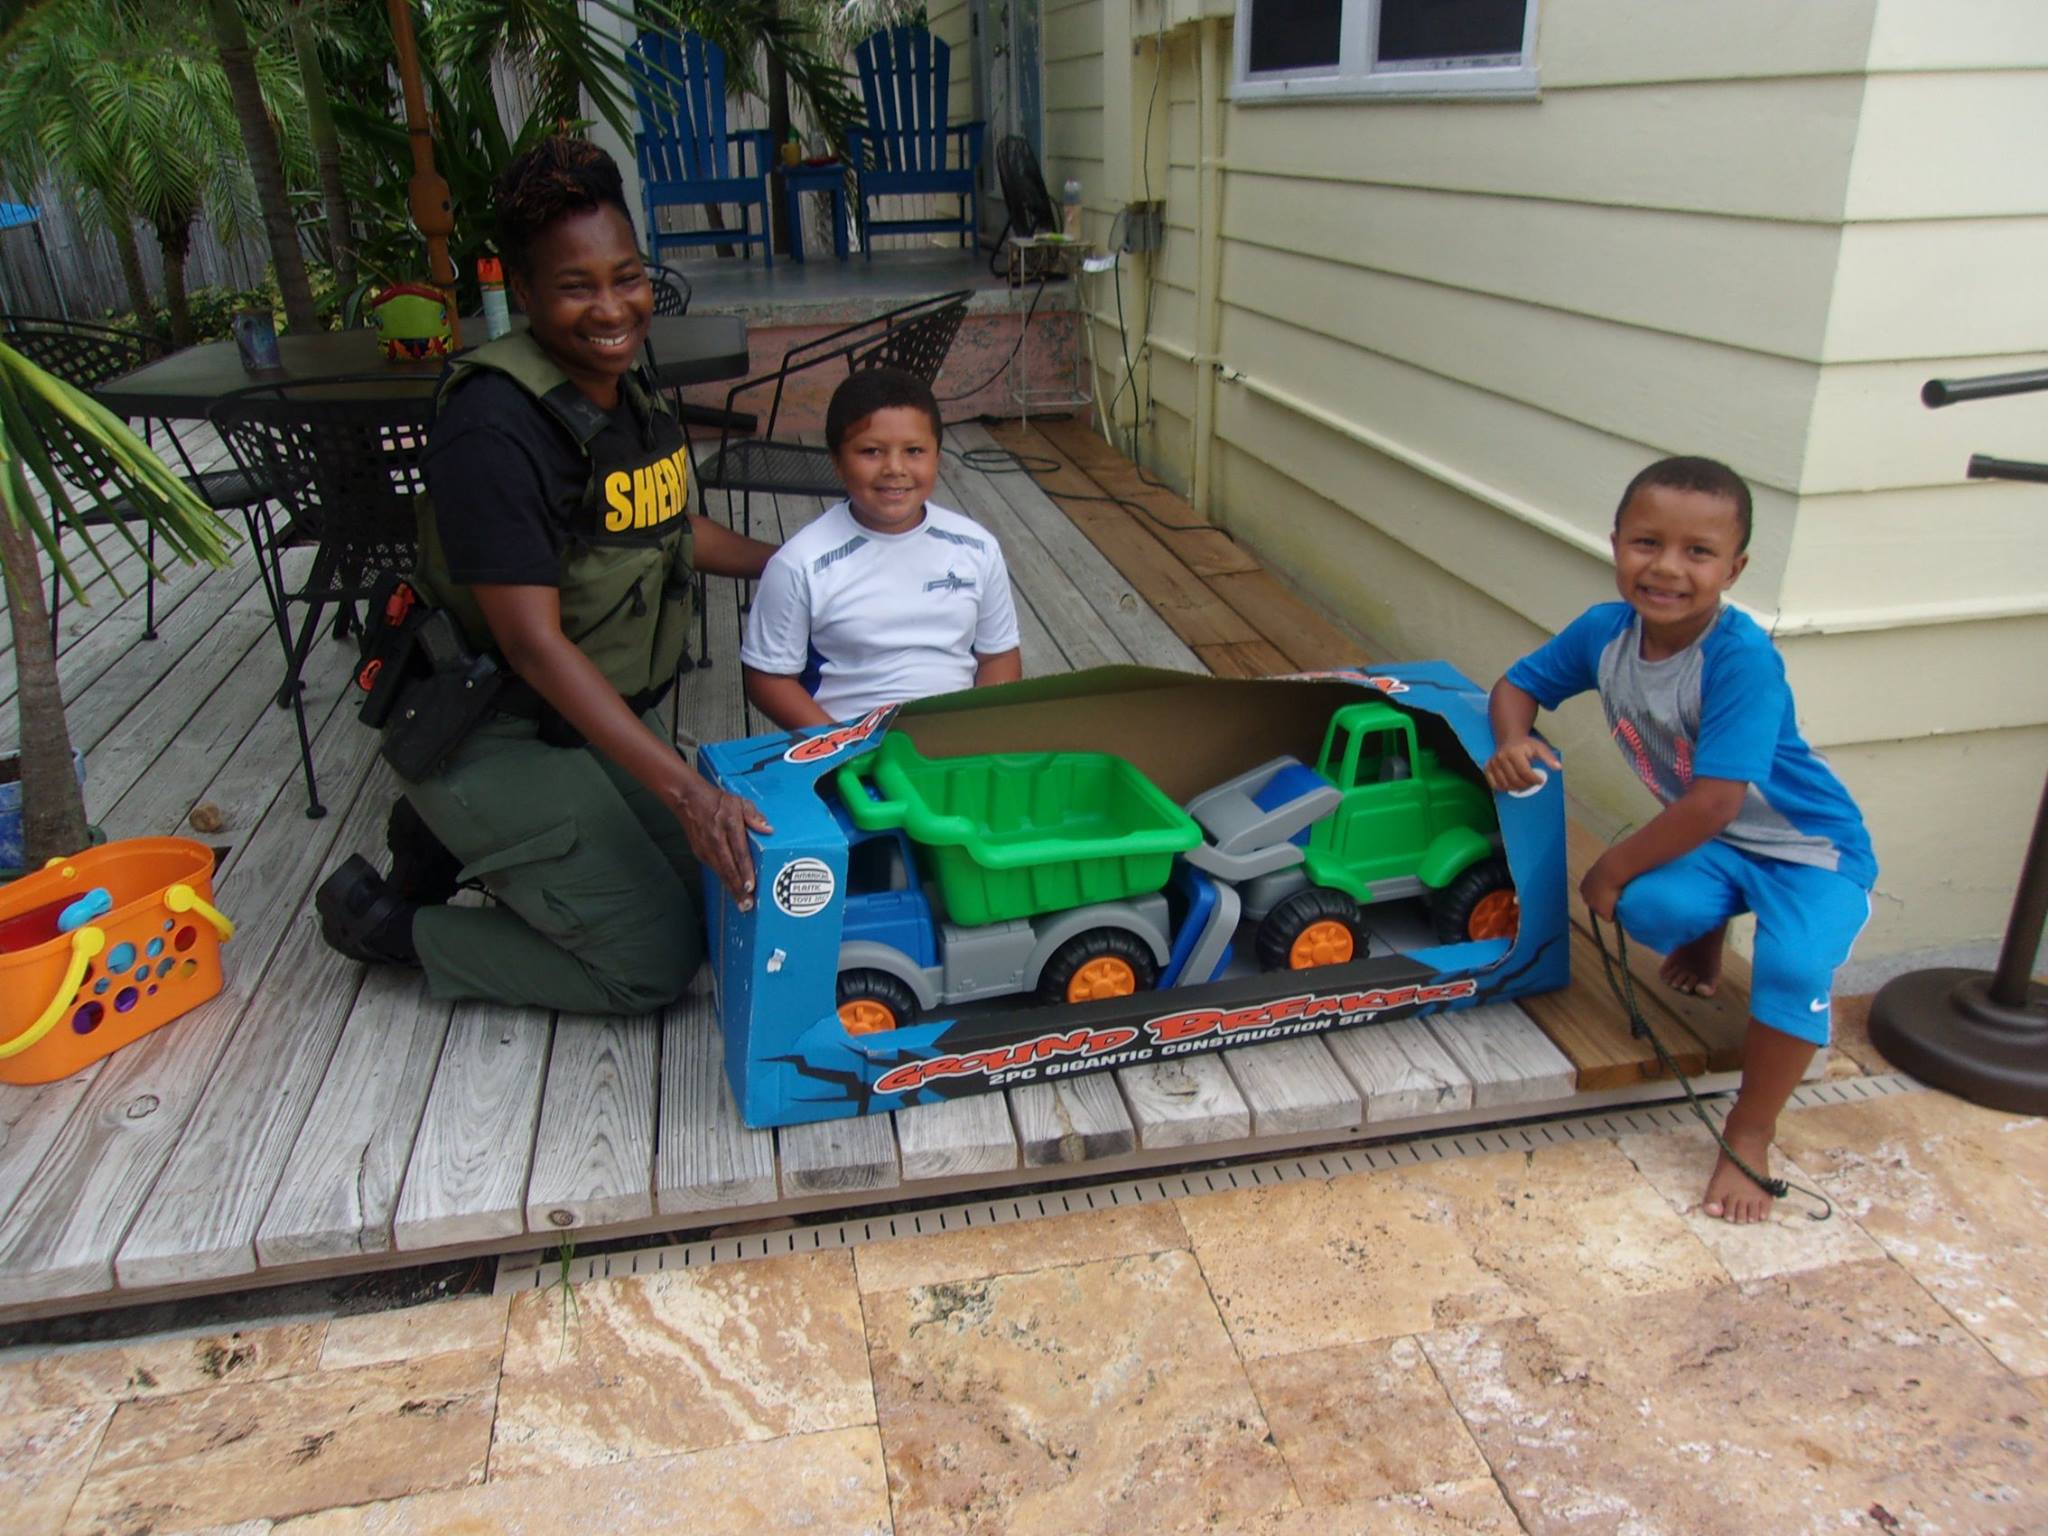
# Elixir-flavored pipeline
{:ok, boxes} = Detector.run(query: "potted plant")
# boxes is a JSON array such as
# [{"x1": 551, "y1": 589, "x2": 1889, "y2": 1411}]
[{"x1": 0, "y1": 343, "x2": 233, "y2": 875}]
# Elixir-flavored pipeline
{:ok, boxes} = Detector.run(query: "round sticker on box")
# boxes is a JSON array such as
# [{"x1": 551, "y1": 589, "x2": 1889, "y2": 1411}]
[{"x1": 771, "y1": 857, "x2": 836, "y2": 918}]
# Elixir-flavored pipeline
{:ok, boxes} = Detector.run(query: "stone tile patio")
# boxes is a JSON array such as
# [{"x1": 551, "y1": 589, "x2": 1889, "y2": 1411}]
[{"x1": 3, "y1": 1068, "x2": 2043, "y2": 1536}]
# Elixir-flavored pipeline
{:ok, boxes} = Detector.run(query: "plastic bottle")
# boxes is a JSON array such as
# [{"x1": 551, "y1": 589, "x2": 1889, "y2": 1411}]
[
  {"x1": 477, "y1": 256, "x2": 511, "y2": 340},
  {"x1": 1061, "y1": 177, "x2": 1083, "y2": 241}
]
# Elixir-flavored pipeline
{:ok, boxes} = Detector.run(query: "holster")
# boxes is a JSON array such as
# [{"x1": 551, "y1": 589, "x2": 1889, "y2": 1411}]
[{"x1": 353, "y1": 574, "x2": 505, "y2": 781}]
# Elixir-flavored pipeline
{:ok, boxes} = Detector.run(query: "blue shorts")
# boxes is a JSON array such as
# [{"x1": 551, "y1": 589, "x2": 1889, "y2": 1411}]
[{"x1": 1614, "y1": 841, "x2": 1871, "y2": 1046}]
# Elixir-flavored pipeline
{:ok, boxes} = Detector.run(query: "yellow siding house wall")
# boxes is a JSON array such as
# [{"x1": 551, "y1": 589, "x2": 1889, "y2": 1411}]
[{"x1": 1040, "y1": 0, "x2": 2048, "y2": 964}]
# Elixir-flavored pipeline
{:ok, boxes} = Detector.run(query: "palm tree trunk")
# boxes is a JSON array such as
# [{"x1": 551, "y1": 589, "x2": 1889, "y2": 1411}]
[
  {"x1": 289, "y1": 3, "x2": 355, "y2": 290},
  {"x1": 156, "y1": 220, "x2": 196, "y2": 347},
  {"x1": 0, "y1": 478, "x2": 89, "y2": 863},
  {"x1": 204, "y1": 0, "x2": 319, "y2": 334},
  {"x1": 108, "y1": 212, "x2": 157, "y2": 334}
]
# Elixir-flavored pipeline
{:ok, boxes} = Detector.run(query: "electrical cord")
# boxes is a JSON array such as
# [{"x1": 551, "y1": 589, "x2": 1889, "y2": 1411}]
[{"x1": 935, "y1": 274, "x2": 1051, "y2": 401}]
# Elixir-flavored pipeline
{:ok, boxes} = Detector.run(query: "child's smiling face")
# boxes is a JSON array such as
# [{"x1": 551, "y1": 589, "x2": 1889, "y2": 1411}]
[
  {"x1": 1611, "y1": 483, "x2": 1749, "y2": 651},
  {"x1": 832, "y1": 405, "x2": 940, "y2": 535}
]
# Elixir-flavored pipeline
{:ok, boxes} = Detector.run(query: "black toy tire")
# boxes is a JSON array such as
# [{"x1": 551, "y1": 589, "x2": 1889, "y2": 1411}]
[
  {"x1": 836, "y1": 969, "x2": 920, "y2": 1034},
  {"x1": 1037, "y1": 928, "x2": 1160, "y2": 1006},
  {"x1": 1431, "y1": 858, "x2": 1519, "y2": 945},
  {"x1": 1255, "y1": 887, "x2": 1369, "y2": 972}
]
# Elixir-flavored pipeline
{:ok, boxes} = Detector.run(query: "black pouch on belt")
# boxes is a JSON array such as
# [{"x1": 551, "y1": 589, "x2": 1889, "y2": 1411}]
[{"x1": 351, "y1": 574, "x2": 505, "y2": 781}]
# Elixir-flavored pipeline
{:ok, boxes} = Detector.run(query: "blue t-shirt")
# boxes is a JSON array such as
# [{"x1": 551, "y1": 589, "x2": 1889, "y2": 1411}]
[{"x1": 1506, "y1": 603, "x2": 1875, "y2": 886}]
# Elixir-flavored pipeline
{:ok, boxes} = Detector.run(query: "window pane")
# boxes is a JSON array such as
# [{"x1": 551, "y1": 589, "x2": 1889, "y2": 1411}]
[
  {"x1": 1247, "y1": 0, "x2": 1343, "y2": 74},
  {"x1": 1378, "y1": 0, "x2": 1526, "y2": 63}
]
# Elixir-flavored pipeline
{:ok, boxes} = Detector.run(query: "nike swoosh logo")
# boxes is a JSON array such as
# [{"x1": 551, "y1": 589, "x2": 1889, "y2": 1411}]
[{"x1": 1809, "y1": 998, "x2": 1830, "y2": 1012}]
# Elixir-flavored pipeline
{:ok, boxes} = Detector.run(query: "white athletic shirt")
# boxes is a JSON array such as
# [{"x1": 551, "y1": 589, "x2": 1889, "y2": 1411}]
[{"x1": 740, "y1": 500, "x2": 1021, "y2": 721}]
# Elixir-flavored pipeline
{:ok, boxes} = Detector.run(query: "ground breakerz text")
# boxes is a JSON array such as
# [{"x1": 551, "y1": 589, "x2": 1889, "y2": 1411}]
[{"x1": 871, "y1": 979, "x2": 1479, "y2": 1094}]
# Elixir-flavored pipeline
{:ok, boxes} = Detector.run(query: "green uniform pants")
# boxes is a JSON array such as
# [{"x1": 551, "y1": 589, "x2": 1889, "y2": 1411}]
[{"x1": 406, "y1": 712, "x2": 704, "y2": 1014}]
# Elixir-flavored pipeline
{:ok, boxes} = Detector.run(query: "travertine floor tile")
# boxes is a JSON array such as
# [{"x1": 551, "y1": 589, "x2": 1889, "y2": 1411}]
[
  {"x1": 1616, "y1": 1123, "x2": 1886, "y2": 1280},
  {"x1": 271, "y1": 1426, "x2": 891, "y2": 1535},
  {"x1": 1776, "y1": 1091, "x2": 2048, "y2": 1375},
  {"x1": 1, "y1": 1403, "x2": 114, "y2": 1535},
  {"x1": 1178, "y1": 1141, "x2": 1724, "y2": 1359},
  {"x1": 320, "y1": 1295, "x2": 508, "y2": 1371},
  {"x1": 62, "y1": 1347, "x2": 498, "y2": 1534},
  {"x1": 0, "y1": 1323, "x2": 324, "y2": 1415},
  {"x1": 854, "y1": 1202, "x2": 1187, "y2": 1294},
  {"x1": 1422, "y1": 1259, "x2": 2046, "y2": 1536},
  {"x1": 490, "y1": 1251, "x2": 872, "y2": 1479},
  {"x1": 1218, "y1": 1479, "x2": 1523, "y2": 1535},
  {"x1": 866, "y1": 1249, "x2": 1296, "y2": 1534},
  {"x1": 1246, "y1": 1337, "x2": 1490, "y2": 1504},
  {"x1": 2026, "y1": 1376, "x2": 2048, "y2": 1408}
]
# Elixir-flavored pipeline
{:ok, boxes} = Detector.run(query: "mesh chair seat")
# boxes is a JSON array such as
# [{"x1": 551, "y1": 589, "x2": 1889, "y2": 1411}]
[{"x1": 693, "y1": 439, "x2": 841, "y2": 498}]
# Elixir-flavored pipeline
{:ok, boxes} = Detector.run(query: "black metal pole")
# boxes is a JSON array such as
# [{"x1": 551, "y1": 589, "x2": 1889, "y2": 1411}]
[{"x1": 1865, "y1": 366, "x2": 2048, "y2": 1114}]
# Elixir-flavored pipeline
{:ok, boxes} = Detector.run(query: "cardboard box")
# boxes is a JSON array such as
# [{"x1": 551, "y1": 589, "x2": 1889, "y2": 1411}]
[{"x1": 699, "y1": 663, "x2": 1568, "y2": 1129}]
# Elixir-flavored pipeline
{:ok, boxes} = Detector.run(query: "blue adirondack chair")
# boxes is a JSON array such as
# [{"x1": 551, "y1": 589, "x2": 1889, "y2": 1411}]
[
  {"x1": 630, "y1": 31, "x2": 774, "y2": 266},
  {"x1": 849, "y1": 26, "x2": 985, "y2": 256}
]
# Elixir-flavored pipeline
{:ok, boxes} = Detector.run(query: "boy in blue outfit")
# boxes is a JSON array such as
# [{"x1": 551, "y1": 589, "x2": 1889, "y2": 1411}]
[{"x1": 1485, "y1": 456, "x2": 1874, "y2": 1223}]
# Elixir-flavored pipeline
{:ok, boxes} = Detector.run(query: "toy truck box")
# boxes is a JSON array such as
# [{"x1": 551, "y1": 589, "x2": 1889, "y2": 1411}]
[{"x1": 698, "y1": 662, "x2": 1568, "y2": 1129}]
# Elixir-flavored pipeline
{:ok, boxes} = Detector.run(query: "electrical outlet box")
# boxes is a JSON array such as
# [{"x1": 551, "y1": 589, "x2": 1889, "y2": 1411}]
[{"x1": 1119, "y1": 201, "x2": 1165, "y2": 253}]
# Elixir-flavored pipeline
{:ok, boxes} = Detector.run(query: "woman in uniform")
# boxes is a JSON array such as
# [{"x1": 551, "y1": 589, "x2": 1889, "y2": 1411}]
[{"x1": 316, "y1": 136, "x2": 776, "y2": 1014}]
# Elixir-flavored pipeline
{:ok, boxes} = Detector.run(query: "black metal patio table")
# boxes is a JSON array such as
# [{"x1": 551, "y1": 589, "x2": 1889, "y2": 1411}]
[{"x1": 96, "y1": 313, "x2": 750, "y2": 418}]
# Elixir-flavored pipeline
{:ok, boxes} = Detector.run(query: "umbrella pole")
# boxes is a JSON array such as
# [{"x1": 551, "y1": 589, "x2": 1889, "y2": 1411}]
[{"x1": 385, "y1": 0, "x2": 461, "y2": 348}]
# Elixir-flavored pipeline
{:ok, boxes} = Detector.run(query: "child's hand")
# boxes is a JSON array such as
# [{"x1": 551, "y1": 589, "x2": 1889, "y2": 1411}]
[
  {"x1": 1484, "y1": 736, "x2": 1561, "y2": 794},
  {"x1": 1580, "y1": 854, "x2": 1625, "y2": 921}
]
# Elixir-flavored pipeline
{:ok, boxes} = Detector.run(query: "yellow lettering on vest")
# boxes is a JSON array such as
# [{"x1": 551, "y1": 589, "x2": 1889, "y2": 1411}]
[
  {"x1": 602, "y1": 471, "x2": 634, "y2": 533},
  {"x1": 653, "y1": 458, "x2": 677, "y2": 525},
  {"x1": 633, "y1": 466, "x2": 656, "y2": 529},
  {"x1": 671, "y1": 445, "x2": 691, "y2": 509}
]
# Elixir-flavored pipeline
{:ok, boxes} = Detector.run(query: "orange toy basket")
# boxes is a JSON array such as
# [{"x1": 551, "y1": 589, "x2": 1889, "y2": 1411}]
[{"x1": 0, "y1": 837, "x2": 235, "y2": 1085}]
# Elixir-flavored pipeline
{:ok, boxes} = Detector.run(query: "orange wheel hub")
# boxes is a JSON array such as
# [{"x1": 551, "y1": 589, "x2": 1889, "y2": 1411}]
[
  {"x1": 1065, "y1": 956, "x2": 1137, "y2": 1003},
  {"x1": 1288, "y1": 919, "x2": 1355, "y2": 969},
  {"x1": 1467, "y1": 890, "x2": 1520, "y2": 942},
  {"x1": 839, "y1": 999, "x2": 897, "y2": 1035}
]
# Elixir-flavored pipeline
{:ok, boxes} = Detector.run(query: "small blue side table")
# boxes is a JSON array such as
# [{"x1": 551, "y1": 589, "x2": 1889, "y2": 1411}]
[{"x1": 782, "y1": 162, "x2": 851, "y2": 263}]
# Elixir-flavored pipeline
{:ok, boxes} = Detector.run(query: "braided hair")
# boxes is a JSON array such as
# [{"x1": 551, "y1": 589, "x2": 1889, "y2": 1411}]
[{"x1": 494, "y1": 136, "x2": 634, "y2": 278}]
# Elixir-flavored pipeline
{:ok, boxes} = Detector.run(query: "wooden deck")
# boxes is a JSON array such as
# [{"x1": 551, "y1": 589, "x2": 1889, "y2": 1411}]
[{"x1": 0, "y1": 418, "x2": 1760, "y2": 1322}]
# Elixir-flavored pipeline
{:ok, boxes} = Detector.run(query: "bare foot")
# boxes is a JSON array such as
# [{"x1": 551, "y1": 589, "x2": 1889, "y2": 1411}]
[
  {"x1": 1660, "y1": 926, "x2": 1726, "y2": 997},
  {"x1": 1701, "y1": 1121, "x2": 1776, "y2": 1223}
]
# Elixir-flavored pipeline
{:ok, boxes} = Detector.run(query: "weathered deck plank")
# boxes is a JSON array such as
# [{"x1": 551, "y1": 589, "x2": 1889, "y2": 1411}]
[
  {"x1": 114, "y1": 770, "x2": 391, "y2": 1288},
  {"x1": 1221, "y1": 1037, "x2": 1364, "y2": 1137},
  {"x1": 1013, "y1": 1074, "x2": 1137, "y2": 1166},
  {"x1": 524, "y1": 1012, "x2": 659, "y2": 1233},
  {"x1": 1425, "y1": 1003, "x2": 1578, "y2": 1108},
  {"x1": 1119, "y1": 1055, "x2": 1252, "y2": 1149},
  {"x1": 255, "y1": 968, "x2": 452, "y2": 1266},
  {"x1": 655, "y1": 976, "x2": 778, "y2": 1216},
  {"x1": 895, "y1": 1094, "x2": 1020, "y2": 1181},
  {"x1": 1324, "y1": 1018, "x2": 1474, "y2": 1123},
  {"x1": 778, "y1": 1115, "x2": 901, "y2": 1196},
  {"x1": 392, "y1": 1001, "x2": 553, "y2": 1250}
]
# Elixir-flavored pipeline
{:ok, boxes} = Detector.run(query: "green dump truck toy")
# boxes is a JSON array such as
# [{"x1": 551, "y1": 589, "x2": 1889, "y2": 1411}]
[{"x1": 827, "y1": 696, "x2": 1519, "y2": 1030}]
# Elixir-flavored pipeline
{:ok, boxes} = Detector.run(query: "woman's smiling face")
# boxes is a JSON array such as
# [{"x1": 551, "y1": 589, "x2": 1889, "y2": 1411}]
[{"x1": 511, "y1": 203, "x2": 651, "y2": 405}]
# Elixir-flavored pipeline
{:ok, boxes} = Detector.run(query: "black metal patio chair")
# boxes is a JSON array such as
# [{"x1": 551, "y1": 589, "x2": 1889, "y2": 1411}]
[
  {"x1": 693, "y1": 289, "x2": 971, "y2": 544},
  {"x1": 1, "y1": 314, "x2": 277, "y2": 646},
  {"x1": 210, "y1": 379, "x2": 434, "y2": 818}
]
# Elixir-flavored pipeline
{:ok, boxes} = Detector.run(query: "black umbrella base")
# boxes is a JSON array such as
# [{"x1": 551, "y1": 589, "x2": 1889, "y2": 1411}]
[{"x1": 1868, "y1": 967, "x2": 2048, "y2": 1114}]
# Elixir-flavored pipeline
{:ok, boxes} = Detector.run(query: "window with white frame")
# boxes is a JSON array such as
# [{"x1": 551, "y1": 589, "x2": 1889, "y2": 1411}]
[{"x1": 1236, "y1": 0, "x2": 1539, "y2": 101}]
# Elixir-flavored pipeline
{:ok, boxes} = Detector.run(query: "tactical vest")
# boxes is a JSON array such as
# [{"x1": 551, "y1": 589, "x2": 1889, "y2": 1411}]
[{"x1": 414, "y1": 332, "x2": 696, "y2": 705}]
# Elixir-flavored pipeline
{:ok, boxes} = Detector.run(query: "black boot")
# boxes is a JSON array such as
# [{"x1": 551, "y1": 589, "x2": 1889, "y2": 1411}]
[
  {"x1": 316, "y1": 855, "x2": 421, "y2": 966},
  {"x1": 386, "y1": 796, "x2": 463, "y2": 906}
]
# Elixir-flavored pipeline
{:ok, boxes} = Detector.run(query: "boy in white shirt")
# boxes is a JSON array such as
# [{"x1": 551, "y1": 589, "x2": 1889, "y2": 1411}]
[{"x1": 741, "y1": 367, "x2": 1023, "y2": 728}]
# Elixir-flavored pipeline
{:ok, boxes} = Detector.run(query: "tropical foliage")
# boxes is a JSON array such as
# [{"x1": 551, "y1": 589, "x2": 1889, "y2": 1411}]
[{"x1": 0, "y1": 343, "x2": 232, "y2": 864}]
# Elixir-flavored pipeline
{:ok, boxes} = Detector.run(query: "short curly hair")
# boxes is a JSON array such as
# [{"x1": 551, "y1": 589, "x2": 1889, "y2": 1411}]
[
  {"x1": 493, "y1": 136, "x2": 633, "y2": 277},
  {"x1": 825, "y1": 367, "x2": 943, "y2": 453},
  {"x1": 1614, "y1": 455, "x2": 1754, "y2": 552}
]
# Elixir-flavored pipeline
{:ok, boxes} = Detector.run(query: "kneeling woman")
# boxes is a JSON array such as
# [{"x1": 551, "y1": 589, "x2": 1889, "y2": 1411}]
[{"x1": 317, "y1": 137, "x2": 776, "y2": 1013}]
